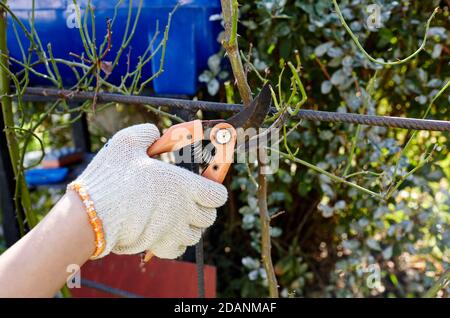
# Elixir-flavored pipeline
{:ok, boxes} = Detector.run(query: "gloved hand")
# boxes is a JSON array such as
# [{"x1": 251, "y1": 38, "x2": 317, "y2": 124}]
[{"x1": 68, "y1": 124, "x2": 228, "y2": 259}]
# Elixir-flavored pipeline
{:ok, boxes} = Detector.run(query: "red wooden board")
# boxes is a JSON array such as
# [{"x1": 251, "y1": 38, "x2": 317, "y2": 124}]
[{"x1": 70, "y1": 254, "x2": 216, "y2": 298}]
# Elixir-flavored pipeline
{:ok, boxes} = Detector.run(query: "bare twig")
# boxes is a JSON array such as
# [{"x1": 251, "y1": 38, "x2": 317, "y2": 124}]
[
  {"x1": 220, "y1": 0, "x2": 279, "y2": 297},
  {"x1": 314, "y1": 56, "x2": 331, "y2": 80},
  {"x1": 272, "y1": 148, "x2": 385, "y2": 200},
  {"x1": 270, "y1": 210, "x2": 285, "y2": 220},
  {"x1": 332, "y1": 0, "x2": 439, "y2": 66}
]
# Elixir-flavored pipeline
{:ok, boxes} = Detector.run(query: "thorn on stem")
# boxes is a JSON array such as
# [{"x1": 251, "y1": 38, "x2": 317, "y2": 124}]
[{"x1": 270, "y1": 210, "x2": 285, "y2": 221}]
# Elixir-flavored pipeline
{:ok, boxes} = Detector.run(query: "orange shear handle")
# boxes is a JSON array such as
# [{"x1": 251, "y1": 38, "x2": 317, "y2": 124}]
[
  {"x1": 147, "y1": 120, "x2": 204, "y2": 157},
  {"x1": 146, "y1": 120, "x2": 237, "y2": 184}
]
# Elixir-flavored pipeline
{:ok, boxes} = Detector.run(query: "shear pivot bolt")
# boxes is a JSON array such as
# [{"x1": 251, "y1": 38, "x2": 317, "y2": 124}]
[{"x1": 215, "y1": 129, "x2": 232, "y2": 144}]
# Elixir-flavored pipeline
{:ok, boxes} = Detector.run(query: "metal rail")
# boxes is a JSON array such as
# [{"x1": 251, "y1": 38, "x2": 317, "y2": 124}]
[
  {"x1": 80, "y1": 278, "x2": 143, "y2": 298},
  {"x1": 23, "y1": 87, "x2": 450, "y2": 132}
]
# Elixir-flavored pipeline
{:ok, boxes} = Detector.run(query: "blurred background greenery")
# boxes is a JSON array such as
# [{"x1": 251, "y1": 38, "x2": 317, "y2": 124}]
[{"x1": 201, "y1": 0, "x2": 449, "y2": 297}]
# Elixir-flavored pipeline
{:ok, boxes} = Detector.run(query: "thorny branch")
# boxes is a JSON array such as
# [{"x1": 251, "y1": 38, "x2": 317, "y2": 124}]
[
  {"x1": 221, "y1": 0, "x2": 253, "y2": 104},
  {"x1": 220, "y1": 0, "x2": 279, "y2": 297}
]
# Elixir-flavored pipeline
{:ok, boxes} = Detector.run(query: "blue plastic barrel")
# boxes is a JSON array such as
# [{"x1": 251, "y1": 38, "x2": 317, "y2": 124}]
[
  {"x1": 7, "y1": 0, "x2": 221, "y2": 95},
  {"x1": 25, "y1": 168, "x2": 69, "y2": 186}
]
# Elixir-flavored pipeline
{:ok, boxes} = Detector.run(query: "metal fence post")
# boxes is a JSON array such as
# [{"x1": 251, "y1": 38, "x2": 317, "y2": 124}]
[
  {"x1": 70, "y1": 103, "x2": 91, "y2": 153},
  {"x1": 0, "y1": 108, "x2": 21, "y2": 246}
]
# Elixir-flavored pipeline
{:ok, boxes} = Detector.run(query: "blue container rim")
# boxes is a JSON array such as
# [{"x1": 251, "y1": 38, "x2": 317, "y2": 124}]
[{"x1": 9, "y1": 0, "x2": 221, "y2": 11}]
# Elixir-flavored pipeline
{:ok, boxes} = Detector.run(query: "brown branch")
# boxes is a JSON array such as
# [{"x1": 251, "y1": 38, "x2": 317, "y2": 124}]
[
  {"x1": 69, "y1": 52, "x2": 90, "y2": 64},
  {"x1": 258, "y1": 153, "x2": 279, "y2": 298},
  {"x1": 99, "y1": 18, "x2": 112, "y2": 61},
  {"x1": 220, "y1": 0, "x2": 253, "y2": 104},
  {"x1": 314, "y1": 57, "x2": 331, "y2": 80},
  {"x1": 220, "y1": 0, "x2": 279, "y2": 297}
]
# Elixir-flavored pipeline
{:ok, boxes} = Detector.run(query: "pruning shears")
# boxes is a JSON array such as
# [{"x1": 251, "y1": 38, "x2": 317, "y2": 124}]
[
  {"x1": 146, "y1": 84, "x2": 272, "y2": 183},
  {"x1": 142, "y1": 84, "x2": 272, "y2": 262}
]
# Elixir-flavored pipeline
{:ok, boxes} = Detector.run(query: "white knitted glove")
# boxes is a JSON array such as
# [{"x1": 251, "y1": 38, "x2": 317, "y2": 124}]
[{"x1": 71, "y1": 124, "x2": 228, "y2": 259}]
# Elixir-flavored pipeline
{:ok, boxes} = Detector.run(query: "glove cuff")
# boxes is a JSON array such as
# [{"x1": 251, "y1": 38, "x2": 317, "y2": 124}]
[{"x1": 69, "y1": 158, "x2": 132, "y2": 259}]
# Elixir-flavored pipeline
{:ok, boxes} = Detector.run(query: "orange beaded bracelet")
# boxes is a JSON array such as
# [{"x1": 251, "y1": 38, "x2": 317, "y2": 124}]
[{"x1": 68, "y1": 182, "x2": 105, "y2": 258}]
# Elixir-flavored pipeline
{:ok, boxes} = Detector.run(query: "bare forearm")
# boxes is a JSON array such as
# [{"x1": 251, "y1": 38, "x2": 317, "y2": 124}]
[{"x1": 0, "y1": 190, "x2": 94, "y2": 297}]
